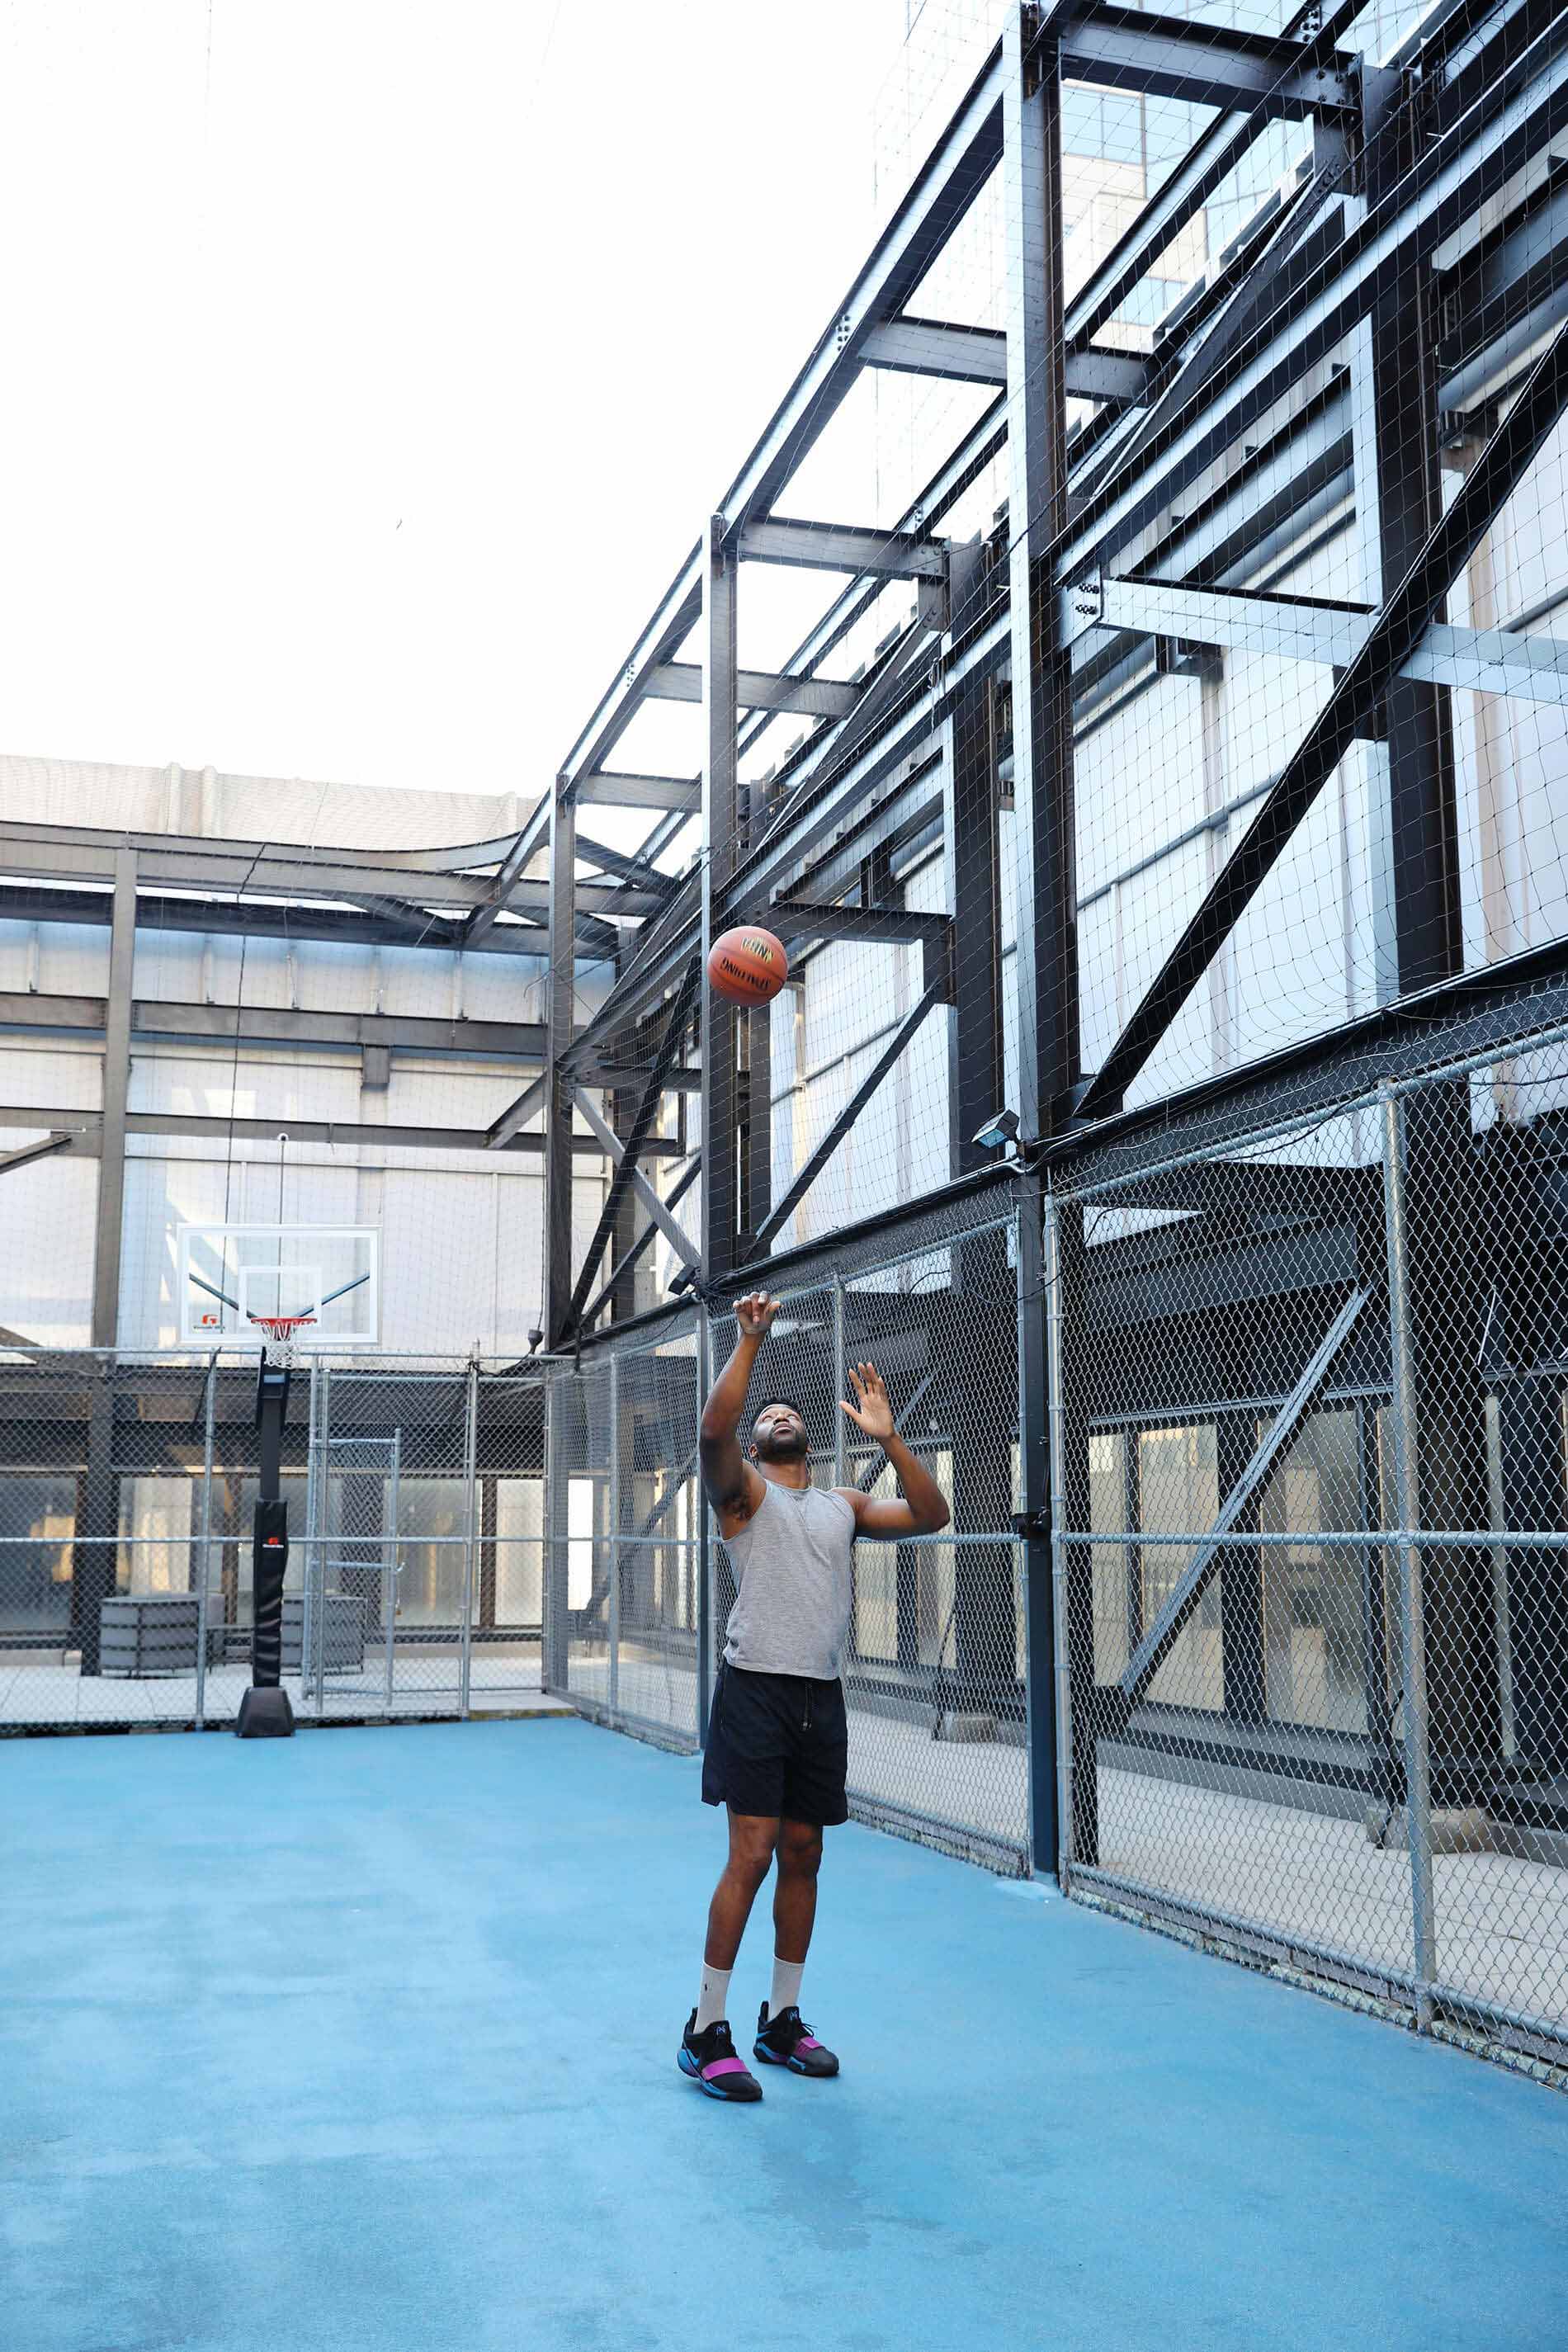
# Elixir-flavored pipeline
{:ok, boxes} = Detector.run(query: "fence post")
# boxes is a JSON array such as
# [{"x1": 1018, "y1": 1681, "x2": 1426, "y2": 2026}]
[
  {"x1": 696, "y1": 1305, "x2": 712, "y2": 1746},
  {"x1": 194, "y1": 1355, "x2": 216, "y2": 1730},
  {"x1": 459, "y1": 1359, "x2": 479, "y2": 1718},
  {"x1": 831, "y1": 1273, "x2": 848, "y2": 1487},
  {"x1": 607, "y1": 1350, "x2": 621, "y2": 1718},
  {"x1": 1040, "y1": 1185, "x2": 1072, "y2": 1886},
  {"x1": 300, "y1": 1356, "x2": 316, "y2": 1714},
  {"x1": 1381, "y1": 1079, "x2": 1438, "y2": 2027},
  {"x1": 543, "y1": 1365, "x2": 569, "y2": 1697}
]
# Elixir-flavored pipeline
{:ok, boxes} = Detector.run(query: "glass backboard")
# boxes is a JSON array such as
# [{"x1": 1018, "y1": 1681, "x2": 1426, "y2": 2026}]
[{"x1": 178, "y1": 1225, "x2": 380, "y2": 1348}]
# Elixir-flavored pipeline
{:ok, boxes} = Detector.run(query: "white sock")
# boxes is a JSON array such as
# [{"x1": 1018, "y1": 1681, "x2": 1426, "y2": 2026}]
[
  {"x1": 695, "y1": 1962, "x2": 733, "y2": 2032},
  {"x1": 768, "y1": 1955, "x2": 805, "y2": 2019}
]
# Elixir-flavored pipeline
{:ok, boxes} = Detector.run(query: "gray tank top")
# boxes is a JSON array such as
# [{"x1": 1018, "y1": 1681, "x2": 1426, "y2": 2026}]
[{"x1": 721, "y1": 1478, "x2": 857, "y2": 1679}]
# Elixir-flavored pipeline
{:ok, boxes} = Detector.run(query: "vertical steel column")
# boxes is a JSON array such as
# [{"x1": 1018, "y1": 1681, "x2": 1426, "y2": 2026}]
[
  {"x1": 607, "y1": 1350, "x2": 621, "y2": 1715},
  {"x1": 1004, "y1": 2, "x2": 1075, "y2": 1877},
  {"x1": 544, "y1": 773, "x2": 578, "y2": 1347},
  {"x1": 1003, "y1": 5, "x2": 1077, "y2": 1140},
  {"x1": 76, "y1": 849, "x2": 136, "y2": 1678},
  {"x1": 942, "y1": 671, "x2": 1004, "y2": 1176},
  {"x1": 1020, "y1": 1188, "x2": 1060, "y2": 1874},
  {"x1": 701, "y1": 516, "x2": 740, "y2": 1287},
  {"x1": 1350, "y1": 65, "x2": 1461, "y2": 1003},
  {"x1": 92, "y1": 848, "x2": 136, "y2": 1347},
  {"x1": 544, "y1": 1366, "x2": 571, "y2": 1695},
  {"x1": 1041, "y1": 1187, "x2": 1071, "y2": 1883},
  {"x1": 458, "y1": 1359, "x2": 479, "y2": 1717},
  {"x1": 1381, "y1": 1081, "x2": 1438, "y2": 2024},
  {"x1": 742, "y1": 1007, "x2": 772, "y2": 1254},
  {"x1": 194, "y1": 1355, "x2": 216, "y2": 1729}
]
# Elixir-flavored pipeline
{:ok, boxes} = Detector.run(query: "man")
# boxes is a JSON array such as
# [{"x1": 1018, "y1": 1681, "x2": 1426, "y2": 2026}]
[{"x1": 678, "y1": 1290, "x2": 951, "y2": 2102}]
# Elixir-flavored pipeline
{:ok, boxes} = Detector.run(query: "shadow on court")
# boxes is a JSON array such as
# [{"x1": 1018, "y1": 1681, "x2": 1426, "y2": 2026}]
[{"x1": 3, "y1": 1717, "x2": 1566, "y2": 2352}]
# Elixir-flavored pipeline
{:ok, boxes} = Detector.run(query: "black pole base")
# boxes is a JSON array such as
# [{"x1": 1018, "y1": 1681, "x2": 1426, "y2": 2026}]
[{"x1": 236, "y1": 1685, "x2": 295, "y2": 1740}]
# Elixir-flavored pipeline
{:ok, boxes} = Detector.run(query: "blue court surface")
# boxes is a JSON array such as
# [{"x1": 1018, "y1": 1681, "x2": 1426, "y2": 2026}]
[{"x1": 4, "y1": 1718, "x2": 1566, "y2": 2352}]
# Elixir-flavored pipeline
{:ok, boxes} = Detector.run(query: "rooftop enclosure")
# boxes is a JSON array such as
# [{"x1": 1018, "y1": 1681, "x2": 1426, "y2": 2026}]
[{"x1": 7, "y1": 0, "x2": 1568, "y2": 2084}]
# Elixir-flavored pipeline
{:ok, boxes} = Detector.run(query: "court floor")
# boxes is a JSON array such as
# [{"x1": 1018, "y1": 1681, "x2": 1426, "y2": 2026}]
[{"x1": 3, "y1": 1718, "x2": 1566, "y2": 2352}]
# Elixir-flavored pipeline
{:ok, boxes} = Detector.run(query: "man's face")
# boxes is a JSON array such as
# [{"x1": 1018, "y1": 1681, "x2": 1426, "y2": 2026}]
[{"x1": 751, "y1": 1402, "x2": 809, "y2": 1462}]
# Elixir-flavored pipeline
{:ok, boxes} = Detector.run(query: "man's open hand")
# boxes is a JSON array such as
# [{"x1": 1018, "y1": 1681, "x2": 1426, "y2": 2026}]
[
  {"x1": 839, "y1": 1360, "x2": 895, "y2": 1443},
  {"x1": 735, "y1": 1292, "x2": 779, "y2": 1339}
]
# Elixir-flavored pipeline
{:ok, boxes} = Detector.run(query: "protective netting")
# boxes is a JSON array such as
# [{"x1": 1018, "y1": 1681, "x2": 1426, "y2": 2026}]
[
  {"x1": 0, "y1": 1354, "x2": 549, "y2": 1728},
  {"x1": 546, "y1": 1189, "x2": 1031, "y2": 1871},
  {"x1": 1048, "y1": 1024, "x2": 1568, "y2": 2067},
  {"x1": 551, "y1": 0, "x2": 1568, "y2": 1330}
]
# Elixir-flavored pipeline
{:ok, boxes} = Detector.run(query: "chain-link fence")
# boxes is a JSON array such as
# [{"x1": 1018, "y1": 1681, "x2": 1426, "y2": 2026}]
[
  {"x1": 1046, "y1": 1029, "x2": 1568, "y2": 2070},
  {"x1": 543, "y1": 1180, "x2": 1032, "y2": 1871},
  {"x1": 0, "y1": 1352, "x2": 550, "y2": 1728},
  {"x1": 543, "y1": 1327, "x2": 704, "y2": 1750}
]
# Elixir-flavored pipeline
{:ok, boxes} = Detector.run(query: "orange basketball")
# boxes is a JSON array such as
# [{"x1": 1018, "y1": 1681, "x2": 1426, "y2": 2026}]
[{"x1": 707, "y1": 925, "x2": 788, "y2": 1008}]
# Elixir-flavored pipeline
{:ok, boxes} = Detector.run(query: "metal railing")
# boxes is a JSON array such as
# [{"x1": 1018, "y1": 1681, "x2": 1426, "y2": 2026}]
[
  {"x1": 544, "y1": 1191, "x2": 1032, "y2": 1871},
  {"x1": 1046, "y1": 1023, "x2": 1568, "y2": 2066},
  {"x1": 0, "y1": 1353, "x2": 549, "y2": 1728}
]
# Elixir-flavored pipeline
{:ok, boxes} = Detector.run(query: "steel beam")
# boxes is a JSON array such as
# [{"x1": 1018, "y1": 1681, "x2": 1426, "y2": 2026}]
[
  {"x1": 544, "y1": 776, "x2": 578, "y2": 1346},
  {"x1": 701, "y1": 517, "x2": 742, "y2": 1287},
  {"x1": 752, "y1": 979, "x2": 944, "y2": 1253},
  {"x1": 91, "y1": 849, "x2": 135, "y2": 1348},
  {"x1": 1071, "y1": 574, "x2": 1568, "y2": 703},
  {"x1": 574, "y1": 774, "x2": 701, "y2": 811},
  {"x1": 1074, "y1": 314, "x2": 1568, "y2": 1124},
  {"x1": 0, "y1": 876, "x2": 623, "y2": 958},
  {"x1": 1054, "y1": 7, "x2": 1568, "y2": 584},
  {"x1": 568, "y1": 958, "x2": 701, "y2": 1330},
  {"x1": 1005, "y1": 14, "x2": 1078, "y2": 1143},
  {"x1": 1119, "y1": 1289, "x2": 1367, "y2": 1705},
  {"x1": 0, "y1": 1130, "x2": 73, "y2": 1176},
  {"x1": 767, "y1": 896, "x2": 953, "y2": 951},
  {"x1": 0, "y1": 989, "x2": 553, "y2": 1063},
  {"x1": 1046, "y1": 2, "x2": 1356, "y2": 117},
  {"x1": 0, "y1": 1102, "x2": 673, "y2": 1159},
  {"x1": 575, "y1": 1156, "x2": 701, "y2": 1333},
  {"x1": 739, "y1": 517, "x2": 950, "y2": 581},
  {"x1": 862, "y1": 315, "x2": 1150, "y2": 404},
  {"x1": 862, "y1": 317, "x2": 1008, "y2": 385},
  {"x1": 464, "y1": 796, "x2": 551, "y2": 947},
  {"x1": 574, "y1": 834, "x2": 678, "y2": 890},
  {"x1": 943, "y1": 671, "x2": 1004, "y2": 1176},
  {"x1": 485, "y1": 1073, "x2": 546, "y2": 1150},
  {"x1": 558, "y1": 39, "x2": 1007, "y2": 790},
  {"x1": 1061, "y1": 0, "x2": 1359, "y2": 348},
  {"x1": 571, "y1": 1088, "x2": 700, "y2": 1269},
  {"x1": 1006, "y1": 5, "x2": 1079, "y2": 1878},
  {"x1": 646, "y1": 662, "x2": 861, "y2": 720}
]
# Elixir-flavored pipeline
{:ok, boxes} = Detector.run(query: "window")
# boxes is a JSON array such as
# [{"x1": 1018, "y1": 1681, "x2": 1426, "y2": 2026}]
[
  {"x1": 1089, "y1": 1429, "x2": 1129, "y2": 1683},
  {"x1": 494, "y1": 1478, "x2": 543, "y2": 1624},
  {"x1": 0, "y1": 1476, "x2": 74, "y2": 1633},
  {"x1": 1257, "y1": 1408, "x2": 1367, "y2": 1732},
  {"x1": 1138, "y1": 1424, "x2": 1222, "y2": 1711}
]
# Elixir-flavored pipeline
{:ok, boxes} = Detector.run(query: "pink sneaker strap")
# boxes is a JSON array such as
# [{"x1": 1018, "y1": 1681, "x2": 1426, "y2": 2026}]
[{"x1": 702, "y1": 2055, "x2": 750, "y2": 2080}]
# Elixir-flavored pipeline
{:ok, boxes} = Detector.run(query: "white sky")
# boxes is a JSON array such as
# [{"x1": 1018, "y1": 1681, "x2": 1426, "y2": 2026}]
[{"x1": 0, "y1": 0, "x2": 922, "y2": 804}]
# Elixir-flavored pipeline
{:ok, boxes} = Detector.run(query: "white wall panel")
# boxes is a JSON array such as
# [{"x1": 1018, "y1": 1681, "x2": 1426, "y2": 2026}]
[{"x1": 0, "y1": 1152, "x2": 97, "y2": 1345}]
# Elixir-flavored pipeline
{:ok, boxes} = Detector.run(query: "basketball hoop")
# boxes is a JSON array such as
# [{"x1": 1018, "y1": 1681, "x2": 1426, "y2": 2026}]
[{"x1": 253, "y1": 1312, "x2": 315, "y2": 1368}]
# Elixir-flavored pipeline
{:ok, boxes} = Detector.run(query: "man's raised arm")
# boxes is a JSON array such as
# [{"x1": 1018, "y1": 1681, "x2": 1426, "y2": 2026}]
[{"x1": 698, "y1": 1291, "x2": 776, "y2": 1526}]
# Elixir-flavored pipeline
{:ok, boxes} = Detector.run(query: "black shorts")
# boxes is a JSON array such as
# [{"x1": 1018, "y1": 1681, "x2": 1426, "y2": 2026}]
[{"x1": 701, "y1": 1661, "x2": 849, "y2": 1827}]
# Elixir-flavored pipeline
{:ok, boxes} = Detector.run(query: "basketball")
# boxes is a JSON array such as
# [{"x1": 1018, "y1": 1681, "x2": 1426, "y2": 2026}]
[{"x1": 707, "y1": 925, "x2": 788, "y2": 1007}]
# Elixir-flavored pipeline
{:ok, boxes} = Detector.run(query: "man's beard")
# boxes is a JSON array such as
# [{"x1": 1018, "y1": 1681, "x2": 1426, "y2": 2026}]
[{"x1": 756, "y1": 1425, "x2": 809, "y2": 1462}]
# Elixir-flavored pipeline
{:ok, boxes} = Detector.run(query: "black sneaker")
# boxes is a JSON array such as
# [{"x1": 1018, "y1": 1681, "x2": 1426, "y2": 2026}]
[
  {"x1": 678, "y1": 2010, "x2": 763, "y2": 2102},
  {"x1": 753, "y1": 2002, "x2": 839, "y2": 2077}
]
